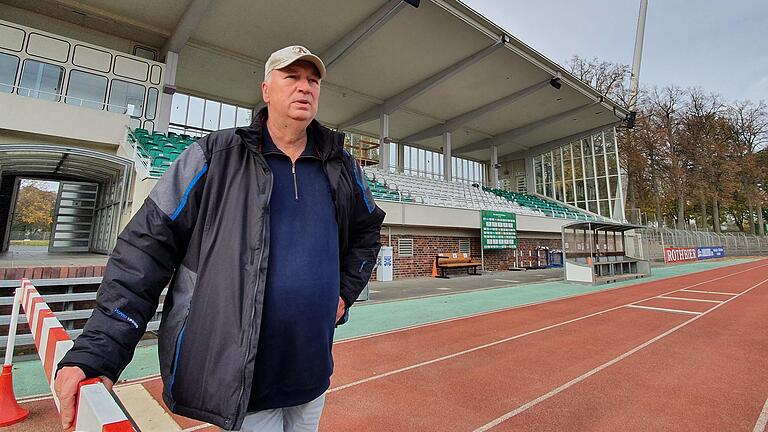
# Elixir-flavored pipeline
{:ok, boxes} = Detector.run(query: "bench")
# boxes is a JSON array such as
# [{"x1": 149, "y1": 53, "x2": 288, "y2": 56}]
[{"x1": 434, "y1": 253, "x2": 482, "y2": 278}]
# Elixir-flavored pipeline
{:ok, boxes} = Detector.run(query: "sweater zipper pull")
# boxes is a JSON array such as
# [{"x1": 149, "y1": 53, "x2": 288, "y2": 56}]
[{"x1": 292, "y1": 162, "x2": 298, "y2": 200}]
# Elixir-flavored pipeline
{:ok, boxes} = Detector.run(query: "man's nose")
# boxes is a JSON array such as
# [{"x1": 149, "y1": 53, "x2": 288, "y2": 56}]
[{"x1": 297, "y1": 78, "x2": 312, "y2": 92}]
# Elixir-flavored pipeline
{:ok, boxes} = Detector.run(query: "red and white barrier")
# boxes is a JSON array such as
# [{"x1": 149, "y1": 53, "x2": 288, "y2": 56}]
[{"x1": 11, "y1": 279, "x2": 139, "y2": 432}]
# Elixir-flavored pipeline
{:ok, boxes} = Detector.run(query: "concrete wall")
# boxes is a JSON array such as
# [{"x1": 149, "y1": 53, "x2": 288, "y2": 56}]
[
  {"x1": 379, "y1": 200, "x2": 572, "y2": 234},
  {"x1": 0, "y1": 3, "x2": 141, "y2": 55},
  {"x1": 0, "y1": 93, "x2": 129, "y2": 146}
]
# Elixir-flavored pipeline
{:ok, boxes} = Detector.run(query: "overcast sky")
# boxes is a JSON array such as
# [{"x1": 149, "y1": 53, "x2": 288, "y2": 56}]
[{"x1": 463, "y1": 0, "x2": 768, "y2": 104}]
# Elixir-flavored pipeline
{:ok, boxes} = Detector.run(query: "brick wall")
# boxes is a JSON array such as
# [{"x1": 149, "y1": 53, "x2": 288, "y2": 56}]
[
  {"x1": 373, "y1": 234, "x2": 562, "y2": 279},
  {"x1": 0, "y1": 265, "x2": 106, "y2": 280}
]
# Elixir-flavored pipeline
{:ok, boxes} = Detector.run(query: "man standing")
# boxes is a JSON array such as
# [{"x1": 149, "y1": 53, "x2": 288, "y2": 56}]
[{"x1": 54, "y1": 45, "x2": 385, "y2": 431}]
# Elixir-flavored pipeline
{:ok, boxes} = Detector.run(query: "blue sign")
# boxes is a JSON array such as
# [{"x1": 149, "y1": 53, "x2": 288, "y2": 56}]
[{"x1": 697, "y1": 246, "x2": 725, "y2": 260}]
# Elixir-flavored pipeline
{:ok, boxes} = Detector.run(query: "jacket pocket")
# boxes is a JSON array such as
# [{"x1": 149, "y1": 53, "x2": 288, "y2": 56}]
[
  {"x1": 159, "y1": 265, "x2": 197, "y2": 396},
  {"x1": 168, "y1": 319, "x2": 187, "y2": 408}
]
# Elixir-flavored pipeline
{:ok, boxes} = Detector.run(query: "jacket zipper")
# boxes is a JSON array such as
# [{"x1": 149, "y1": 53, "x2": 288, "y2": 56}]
[
  {"x1": 292, "y1": 162, "x2": 298, "y2": 200},
  {"x1": 234, "y1": 159, "x2": 272, "y2": 425}
]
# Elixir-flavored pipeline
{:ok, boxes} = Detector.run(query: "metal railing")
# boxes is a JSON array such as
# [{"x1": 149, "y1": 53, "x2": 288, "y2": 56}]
[
  {"x1": 0, "y1": 278, "x2": 164, "y2": 352},
  {"x1": 636, "y1": 227, "x2": 768, "y2": 262},
  {"x1": 3, "y1": 84, "x2": 132, "y2": 113}
]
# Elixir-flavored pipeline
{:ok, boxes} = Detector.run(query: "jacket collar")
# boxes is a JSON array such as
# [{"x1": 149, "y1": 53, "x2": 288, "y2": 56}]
[{"x1": 236, "y1": 107, "x2": 342, "y2": 161}]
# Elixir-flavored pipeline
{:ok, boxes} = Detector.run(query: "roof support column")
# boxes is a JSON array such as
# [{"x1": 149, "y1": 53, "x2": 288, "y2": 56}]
[
  {"x1": 443, "y1": 132, "x2": 452, "y2": 182},
  {"x1": 396, "y1": 142, "x2": 405, "y2": 173},
  {"x1": 379, "y1": 112, "x2": 390, "y2": 171},
  {"x1": 154, "y1": 51, "x2": 178, "y2": 134},
  {"x1": 490, "y1": 144, "x2": 499, "y2": 188}
]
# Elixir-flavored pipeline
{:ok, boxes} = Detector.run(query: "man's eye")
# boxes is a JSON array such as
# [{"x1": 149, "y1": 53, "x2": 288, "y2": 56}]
[{"x1": 309, "y1": 79, "x2": 319, "y2": 85}]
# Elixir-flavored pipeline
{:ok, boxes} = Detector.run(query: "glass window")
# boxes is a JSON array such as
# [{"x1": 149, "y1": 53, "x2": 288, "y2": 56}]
[
  {"x1": 595, "y1": 153, "x2": 607, "y2": 177},
  {"x1": 534, "y1": 157, "x2": 543, "y2": 193},
  {"x1": 220, "y1": 103, "x2": 236, "y2": 129},
  {"x1": 236, "y1": 107, "x2": 252, "y2": 127},
  {"x1": 18, "y1": 59, "x2": 64, "y2": 101},
  {"x1": 597, "y1": 177, "x2": 608, "y2": 201},
  {"x1": 573, "y1": 150, "x2": 583, "y2": 181},
  {"x1": 564, "y1": 178, "x2": 574, "y2": 203},
  {"x1": 133, "y1": 46, "x2": 158, "y2": 61},
  {"x1": 584, "y1": 151, "x2": 595, "y2": 179},
  {"x1": 145, "y1": 87, "x2": 158, "y2": 120},
  {"x1": 203, "y1": 100, "x2": 221, "y2": 130},
  {"x1": 582, "y1": 138, "x2": 592, "y2": 157},
  {"x1": 66, "y1": 70, "x2": 107, "y2": 110},
  {"x1": 562, "y1": 144, "x2": 571, "y2": 162},
  {"x1": 606, "y1": 151, "x2": 618, "y2": 177},
  {"x1": 170, "y1": 93, "x2": 189, "y2": 124},
  {"x1": 586, "y1": 179, "x2": 597, "y2": 200},
  {"x1": 599, "y1": 200, "x2": 611, "y2": 217},
  {"x1": 604, "y1": 129, "x2": 616, "y2": 154},
  {"x1": 593, "y1": 132, "x2": 605, "y2": 155},
  {"x1": 186, "y1": 96, "x2": 204, "y2": 127},
  {"x1": 0, "y1": 53, "x2": 19, "y2": 93},
  {"x1": 108, "y1": 79, "x2": 145, "y2": 116}
]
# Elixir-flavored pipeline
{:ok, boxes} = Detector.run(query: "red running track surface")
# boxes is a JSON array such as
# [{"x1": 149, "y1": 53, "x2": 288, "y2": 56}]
[{"x1": 321, "y1": 259, "x2": 768, "y2": 432}]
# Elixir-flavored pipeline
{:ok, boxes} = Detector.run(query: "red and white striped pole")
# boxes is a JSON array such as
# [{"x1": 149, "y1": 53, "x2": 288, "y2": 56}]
[
  {"x1": 19, "y1": 279, "x2": 139, "y2": 432},
  {"x1": 0, "y1": 285, "x2": 29, "y2": 426}
]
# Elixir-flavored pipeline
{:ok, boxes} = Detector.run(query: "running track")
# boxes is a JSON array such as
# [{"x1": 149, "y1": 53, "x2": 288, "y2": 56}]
[
  {"x1": 323, "y1": 258, "x2": 768, "y2": 431},
  {"x1": 11, "y1": 259, "x2": 768, "y2": 431}
]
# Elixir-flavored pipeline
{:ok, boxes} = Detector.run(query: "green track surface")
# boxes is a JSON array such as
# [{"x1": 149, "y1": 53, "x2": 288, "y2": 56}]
[{"x1": 11, "y1": 258, "x2": 758, "y2": 398}]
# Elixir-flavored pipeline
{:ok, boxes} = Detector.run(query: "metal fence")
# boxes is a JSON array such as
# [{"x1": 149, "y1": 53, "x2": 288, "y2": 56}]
[
  {"x1": 0, "y1": 278, "x2": 163, "y2": 353},
  {"x1": 636, "y1": 228, "x2": 768, "y2": 262}
]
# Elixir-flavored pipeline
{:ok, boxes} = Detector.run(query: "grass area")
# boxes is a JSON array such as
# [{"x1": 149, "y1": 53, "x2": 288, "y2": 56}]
[{"x1": 9, "y1": 240, "x2": 49, "y2": 246}]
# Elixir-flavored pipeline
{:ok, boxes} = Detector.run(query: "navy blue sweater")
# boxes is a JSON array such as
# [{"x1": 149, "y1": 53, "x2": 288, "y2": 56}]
[{"x1": 247, "y1": 129, "x2": 340, "y2": 411}]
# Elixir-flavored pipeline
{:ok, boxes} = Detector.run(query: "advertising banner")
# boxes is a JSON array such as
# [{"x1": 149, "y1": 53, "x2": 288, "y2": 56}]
[
  {"x1": 664, "y1": 247, "x2": 698, "y2": 263},
  {"x1": 696, "y1": 246, "x2": 725, "y2": 260}
]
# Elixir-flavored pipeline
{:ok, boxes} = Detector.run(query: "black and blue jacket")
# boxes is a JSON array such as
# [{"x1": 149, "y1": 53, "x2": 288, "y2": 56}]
[{"x1": 58, "y1": 108, "x2": 385, "y2": 430}]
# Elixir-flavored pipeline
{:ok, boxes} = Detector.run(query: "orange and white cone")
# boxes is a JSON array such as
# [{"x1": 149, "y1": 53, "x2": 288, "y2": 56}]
[{"x1": 0, "y1": 364, "x2": 28, "y2": 427}]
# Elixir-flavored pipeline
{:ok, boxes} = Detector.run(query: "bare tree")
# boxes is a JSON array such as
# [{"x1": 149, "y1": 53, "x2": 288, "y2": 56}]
[{"x1": 729, "y1": 100, "x2": 768, "y2": 235}]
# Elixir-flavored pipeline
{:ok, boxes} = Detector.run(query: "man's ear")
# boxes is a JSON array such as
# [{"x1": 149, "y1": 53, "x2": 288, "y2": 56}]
[{"x1": 261, "y1": 81, "x2": 269, "y2": 104}]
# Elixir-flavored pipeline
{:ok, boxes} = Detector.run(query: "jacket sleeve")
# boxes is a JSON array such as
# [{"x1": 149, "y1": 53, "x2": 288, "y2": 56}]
[
  {"x1": 58, "y1": 141, "x2": 209, "y2": 382},
  {"x1": 339, "y1": 155, "x2": 385, "y2": 310}
]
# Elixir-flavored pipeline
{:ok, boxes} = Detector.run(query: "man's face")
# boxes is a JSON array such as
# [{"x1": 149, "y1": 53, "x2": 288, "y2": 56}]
[{"x1": 262, "y1": 60, "x2": 321, "y2": 123}]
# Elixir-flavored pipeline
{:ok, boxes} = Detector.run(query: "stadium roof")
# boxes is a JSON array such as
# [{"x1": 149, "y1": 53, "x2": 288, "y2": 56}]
[{"x1": 4, "y1": 0, "x2": 629, "y2": 162}]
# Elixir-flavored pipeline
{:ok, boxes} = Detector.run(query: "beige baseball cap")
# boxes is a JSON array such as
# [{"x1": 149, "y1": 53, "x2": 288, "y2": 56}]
[{"x1": 264, "y1": 45, "x2": 326, "y2": 80}]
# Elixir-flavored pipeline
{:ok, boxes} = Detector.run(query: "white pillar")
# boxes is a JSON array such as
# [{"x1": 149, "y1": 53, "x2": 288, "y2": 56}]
[
  {"x1": 443, "y1": 132, "x2": 452, "y2": 181},
  {"x1": 155, "y1": 51, "x2": 179, "y2": 134},
  {"x1": 396, "y1": 143, "x2": 405, "y2": 173},
  {"x1": 379, "y1": 113, "x2": 390, "y2": 171},
  {"x1": 490, "y1": 144, "x2": 499, "y2": 188}
]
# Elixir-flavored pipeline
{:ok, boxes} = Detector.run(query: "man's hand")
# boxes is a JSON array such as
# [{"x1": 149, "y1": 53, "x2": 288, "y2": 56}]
[
  {"x1": 336, "y1": 297, "x2": 346, "y2": 323},
  {"x1": 54, "y1": 366, "x2": 114, "y2": 430}
]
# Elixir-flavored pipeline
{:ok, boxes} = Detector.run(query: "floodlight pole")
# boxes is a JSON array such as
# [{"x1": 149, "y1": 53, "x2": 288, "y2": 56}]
[{"x1": 628, "y1": 0, "x2": 649, "y2": 111}]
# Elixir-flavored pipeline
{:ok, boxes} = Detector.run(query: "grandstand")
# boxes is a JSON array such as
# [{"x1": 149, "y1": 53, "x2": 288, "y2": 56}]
[{"x1": 0, "y1": 0, "x2": 633, "y2": 282}]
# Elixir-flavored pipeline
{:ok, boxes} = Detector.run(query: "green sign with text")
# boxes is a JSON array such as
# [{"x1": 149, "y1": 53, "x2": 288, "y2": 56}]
[{"x1": 481, "y1": 210, "x2": 517, "y2": 250}]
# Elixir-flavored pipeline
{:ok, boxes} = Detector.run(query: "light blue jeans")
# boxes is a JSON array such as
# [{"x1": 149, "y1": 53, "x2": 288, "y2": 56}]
[{"x1": 230, "y1": 393, "x2": 326, "y2": 432}]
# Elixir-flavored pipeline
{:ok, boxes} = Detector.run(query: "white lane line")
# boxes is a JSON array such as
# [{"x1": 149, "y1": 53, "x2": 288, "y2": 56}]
[
  {"x1": 680, "y1": 289, "x2": 737, "y2": 296},
  {"x1": 336, "y1": 262, "x2": 767, "y2": 346},
  {"x1": 472, "y1": 275, "x2": 768, "y2": 432},
  {"x1": 625, "y1": 304, "x2": 703, "y2": 316},
  {"x1": 182, "y1": 424, "x2": 213, "y2": 432},
  {"x1": 754, "y1": 396, "x2": 768, "y2": 432},
  {"x1": 494, "y1": 279, "x2": 521, "y2": 283},
  {"x1": 436, "y1": 287, "x2": 452, "y2": 291},
  {"x1": 657, "y1": 296, "x2": 723, "y2": 303},
  {"x1": 329, "y1": 264, "x2": 768, "y2": 392}
]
